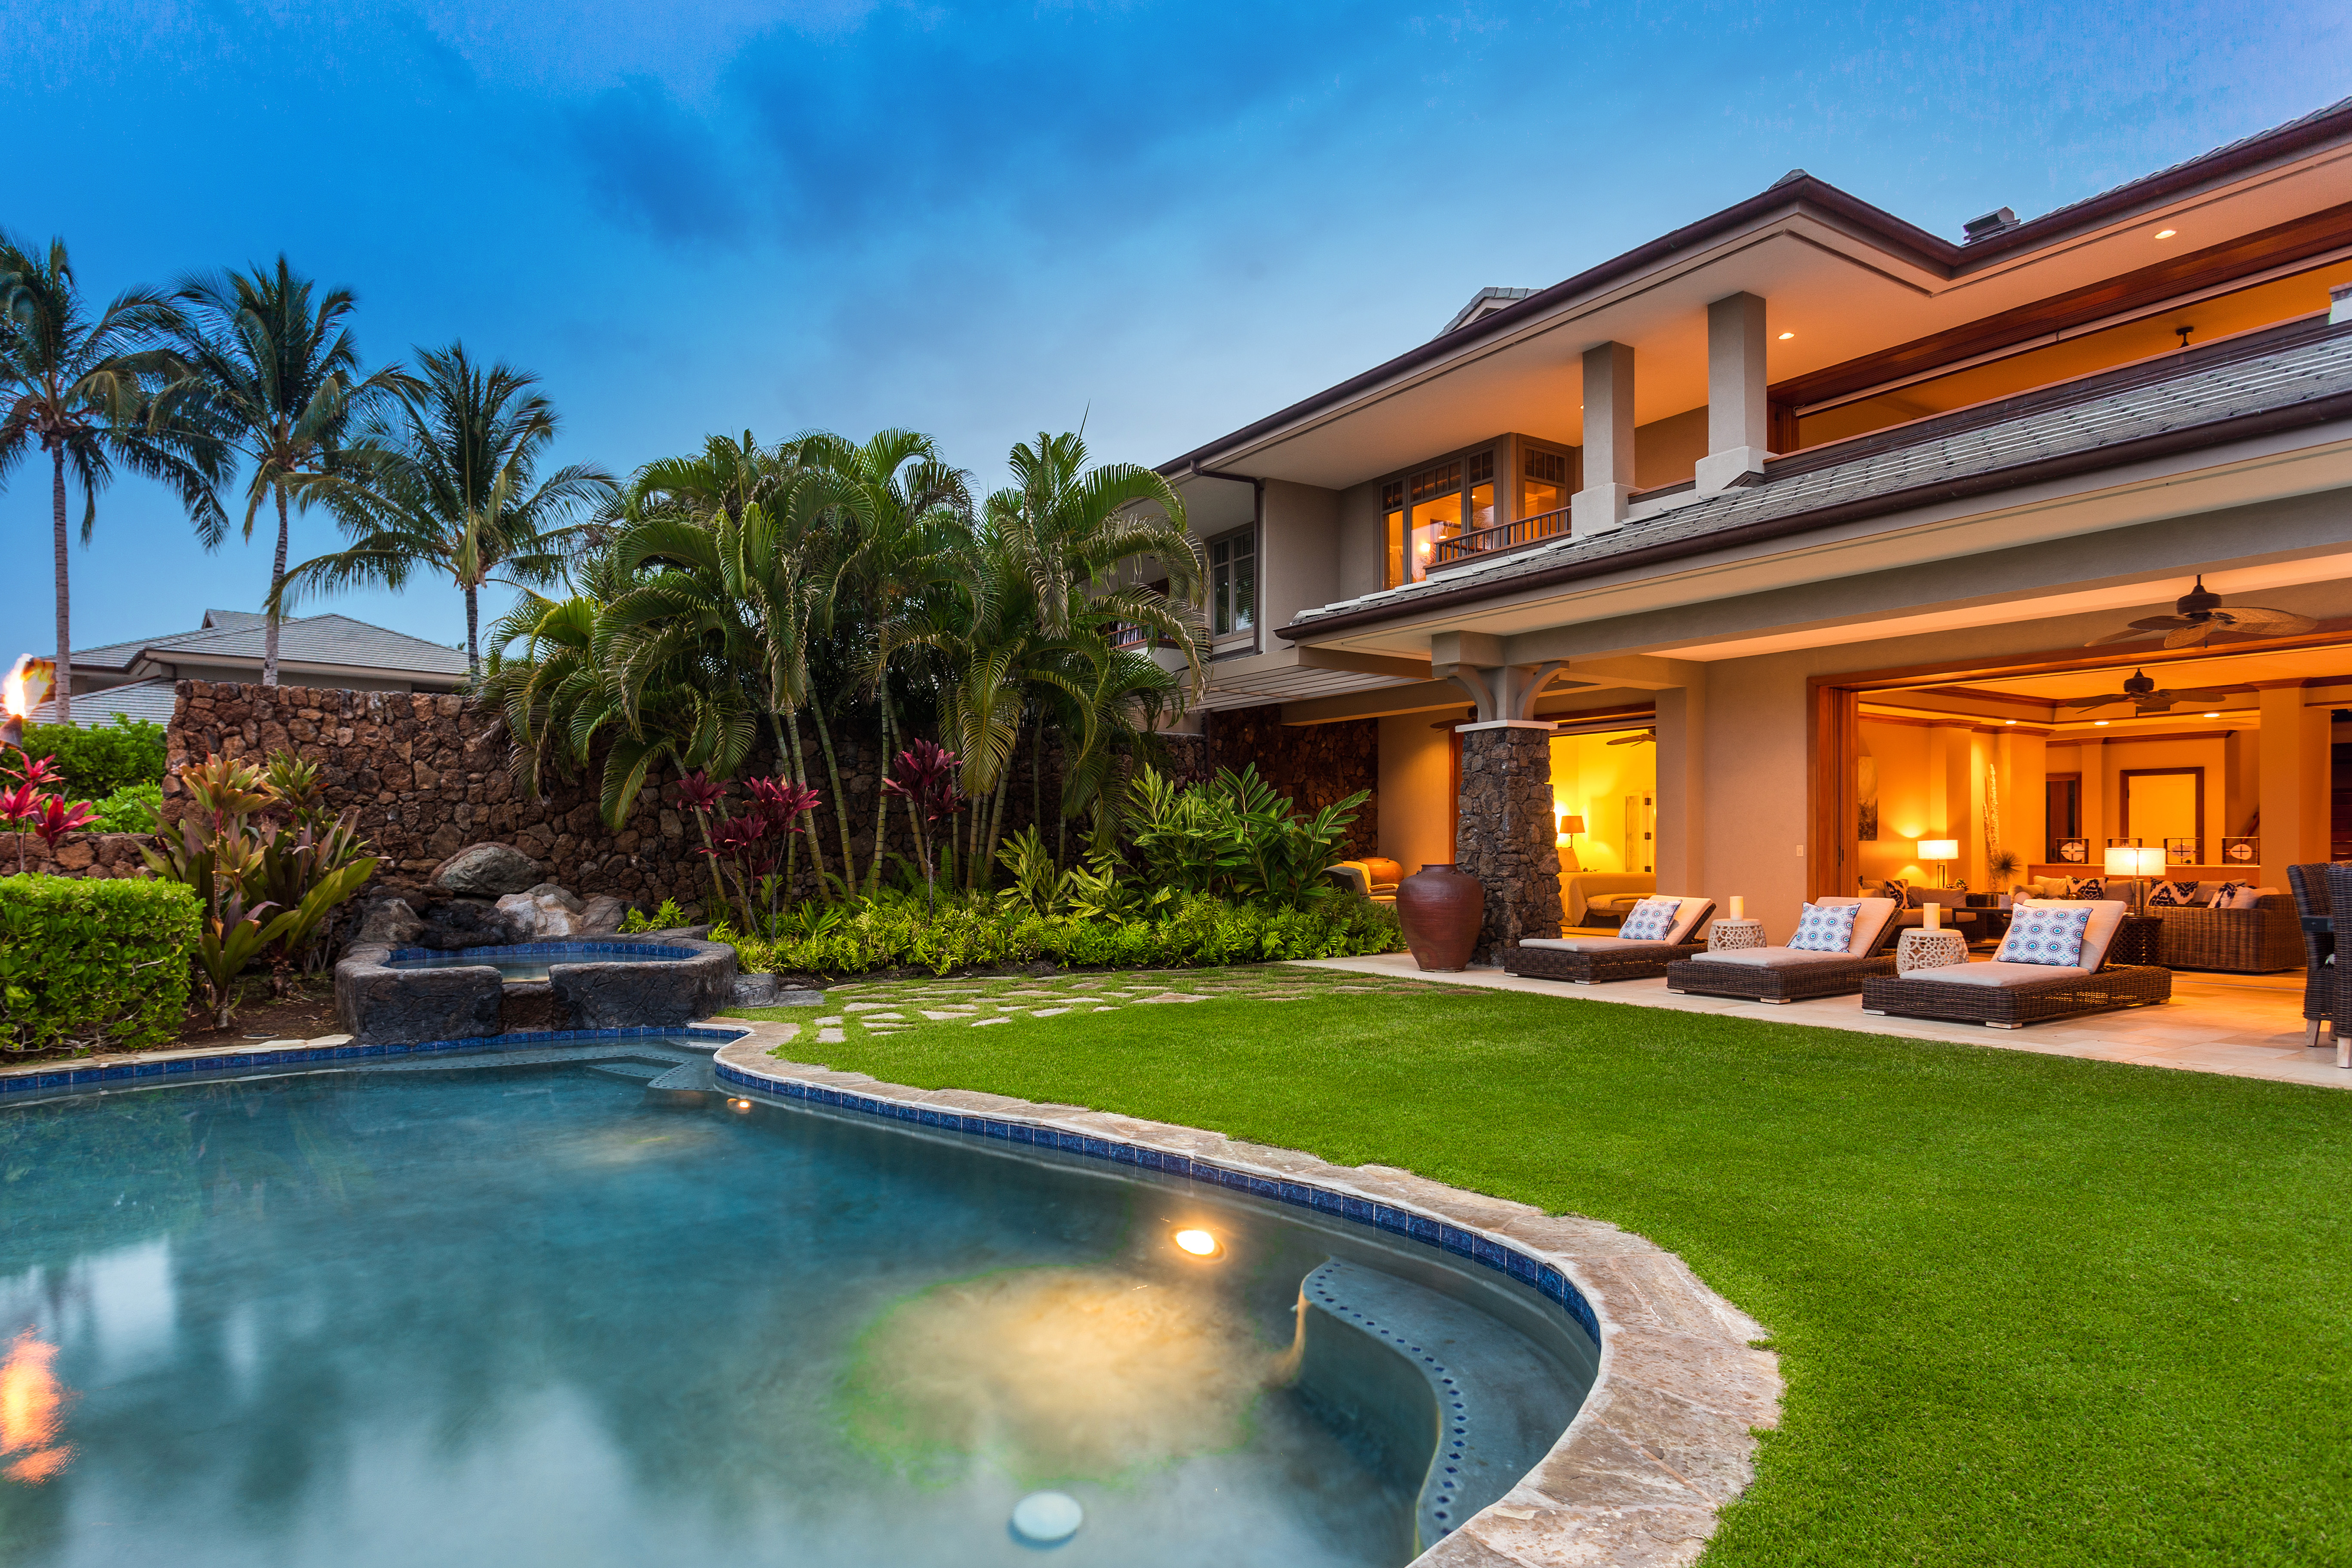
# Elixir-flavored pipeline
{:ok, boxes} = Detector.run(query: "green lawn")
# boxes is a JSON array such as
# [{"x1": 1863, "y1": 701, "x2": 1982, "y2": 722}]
[{"x1": 735, "y1": 966, "x2": 2352, "y2": 1566}]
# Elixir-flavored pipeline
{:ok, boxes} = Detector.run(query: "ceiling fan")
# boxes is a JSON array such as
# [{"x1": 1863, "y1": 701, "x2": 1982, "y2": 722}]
[
  {"x1": 1607, "y1": 729, "x2": 1657, "y2": 746},
  {"x1": 2057, "y1": 669, "x2": 2233, "y2": 716},
  {"x1": 2086, "y1": 576, "x2": 2317, "y2": 648}
]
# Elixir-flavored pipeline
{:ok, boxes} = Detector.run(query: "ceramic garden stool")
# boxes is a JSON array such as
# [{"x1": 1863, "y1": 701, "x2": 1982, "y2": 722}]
[
  {"x1": 1895, "y1": 928, "x2": 1970, "y2": 974},
  {"x1": 1707, "y1": 918, "x2": 1767, "y2": 952}
]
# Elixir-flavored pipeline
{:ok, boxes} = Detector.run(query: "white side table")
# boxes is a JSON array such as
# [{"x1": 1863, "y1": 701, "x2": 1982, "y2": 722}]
[
  {"x1": 1708, "y1": 918, "x2": 1767, "y2": 952},
  {"x1": 1896, "y1": 928, "x2": 1969, "y2": 974}
]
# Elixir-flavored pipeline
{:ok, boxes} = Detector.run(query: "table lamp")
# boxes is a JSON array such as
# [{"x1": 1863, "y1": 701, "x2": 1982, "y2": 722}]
[
  {"x1": 2104, "y1": 844, "x2": 2167, "y2": 911},
  {"x1": 1556, "y1": 812, "x2": 1585, "y2": 870},
  {"x1": 1917, "y1": 839, "x2": 1959, "y2": 888}
]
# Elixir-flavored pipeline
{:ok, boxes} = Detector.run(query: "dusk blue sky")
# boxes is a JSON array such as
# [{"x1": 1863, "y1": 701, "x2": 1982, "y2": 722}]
[{"x1": 6, "y1": 2, "x2": 2348, "y2": 657}]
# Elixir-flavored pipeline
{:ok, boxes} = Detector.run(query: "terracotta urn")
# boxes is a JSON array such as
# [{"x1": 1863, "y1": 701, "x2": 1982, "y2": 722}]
[{"x1": 1396, "y1": 863, "x2": 1483, "y2": 971}]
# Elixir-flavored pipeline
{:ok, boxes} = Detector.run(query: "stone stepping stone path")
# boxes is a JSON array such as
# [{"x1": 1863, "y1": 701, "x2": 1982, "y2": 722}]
[{"x1": 742, "y1": 965, "x2": 1437, "y2": 1044}]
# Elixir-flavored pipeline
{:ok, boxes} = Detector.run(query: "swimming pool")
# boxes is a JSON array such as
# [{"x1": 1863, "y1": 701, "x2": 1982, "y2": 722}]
[{"x1": 0, "y1": 1041, "x2": 1591, "y2": 1567}]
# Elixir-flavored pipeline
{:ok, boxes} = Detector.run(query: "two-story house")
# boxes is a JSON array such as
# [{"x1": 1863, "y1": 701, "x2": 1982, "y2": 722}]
[{"x1": 1159, "y1": 96, "x2": 2352, "y2": 956}]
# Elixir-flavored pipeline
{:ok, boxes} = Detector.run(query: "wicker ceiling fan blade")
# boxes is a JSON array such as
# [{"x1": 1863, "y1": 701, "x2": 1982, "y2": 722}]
[
  {"x1": 2214, "y1": 606, "x2": 2318, "y2": 633},
  {"x1": 2159, "y1": 688, "x2": 2233, "y2": 704},
  {"x1": 2085, "y1": 626, "x2": 2165, "y2": 646},
  {"x1": 2057, "y1": 694, "x2": 2124, "y2": 708},
  {"x1": 2127, "y1": 614, "x2": 2192, "y2": 630},
  {"x1": 2162, "y1": 625, "x2": 2216, "y2": 649}
]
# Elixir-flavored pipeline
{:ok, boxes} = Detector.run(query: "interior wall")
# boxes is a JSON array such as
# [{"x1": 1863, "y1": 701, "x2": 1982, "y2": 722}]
[
  {"x1": 1547, "y1": 731, "x2": 1658, "y2": 874},
  {"x1": 1856, "y1": 718, "x2": 1933, "y2": 885},
  {"x1": 1378, "y1": 712, "x2": 1454, "y2": 874}
]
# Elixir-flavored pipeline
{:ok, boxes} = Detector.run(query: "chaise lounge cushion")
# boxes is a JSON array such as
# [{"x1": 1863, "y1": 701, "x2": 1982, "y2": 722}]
[
  {"x1": 1518, "y1": 935, "x2": 1664, "y2": 954},
  {"x1": 1815, "y1": 895, "x2": 1900, "y2": 956},
  {"x1": 1693, "y1": 945, "x2": 1865, "y2": 967},
  {"x1": 1903, "y1": 960, "x2": 2095, "y2": 986}
]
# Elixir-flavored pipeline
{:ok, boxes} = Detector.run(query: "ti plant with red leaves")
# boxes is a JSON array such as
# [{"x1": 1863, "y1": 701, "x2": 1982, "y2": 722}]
[
  {"x1": 0, "y1": 750, "x2": 96, "y2": 873},
  {"x1": 696, "y1": 773, "x2": 824, "y2": 933},
  {"x1": 882, "y1": 739, "x2": 964, "y2": 913},
  {"x1": 673, "y1": 771, "x2": 733, "y2": 919}
]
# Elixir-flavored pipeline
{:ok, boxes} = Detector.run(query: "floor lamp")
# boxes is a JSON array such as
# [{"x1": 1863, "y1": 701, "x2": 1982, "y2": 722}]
[{"x1": 2105, "y1": 844, "x2": 2167, "y2": 913}]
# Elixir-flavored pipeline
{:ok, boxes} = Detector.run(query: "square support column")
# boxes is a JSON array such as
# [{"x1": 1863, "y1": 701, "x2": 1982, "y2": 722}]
[
  {"x1": 1453, "y1": 720, "x2": 1563, "y2": 963},
  {"x1": 1695, "y1": 292, "x2": 1775, "y2": 494},
  {"x1": 2257, "y1": 684, "x2": 2330, "y2": 888},
  {"x1": 1571, "y1": 341, "x2": 1635, "y2": 536},
  {"x1": 1654, "y1": 684, "x2": 1706, "y2": 900}
]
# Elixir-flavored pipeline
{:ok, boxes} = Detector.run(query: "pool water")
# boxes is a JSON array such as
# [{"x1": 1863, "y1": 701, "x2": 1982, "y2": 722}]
[
  {"x1": 0, "y1": 1054, "x2": 1576, "y2": 1567},
  {"x1": 384, "y1": 948, "x2": 688, "y2": 983}
]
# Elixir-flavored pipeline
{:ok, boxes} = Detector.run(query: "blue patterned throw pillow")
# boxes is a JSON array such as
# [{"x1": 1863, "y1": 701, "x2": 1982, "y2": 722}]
[
  {"x1": 2211, "y1": 880, "x2": 2249, "y2": 907},
  {"x1": 2066, "y1": 876, "x2": 2106, "y2": 901},
  {"x1": 1788, "y1": 902, "x2": 1862, "y2": 953},
  {"x1": 1995, "y1": 905, "x2": 2094, "y2": 967},
  {"x1": 2147, "y1": 879, "x2": 2200, "y2": 908},
  {"x1": 1618, "y1": 896, "x2": 1681, "y2": 942}
]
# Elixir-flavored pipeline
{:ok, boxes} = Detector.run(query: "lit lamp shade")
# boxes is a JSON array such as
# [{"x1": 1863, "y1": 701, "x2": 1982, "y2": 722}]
[
  {"x1": 2104, "y1": 845, "x2": 2167, "y2": 878},
  {"x1": 1558, "y1": 814, "x2": 1586, "y2": 835},
  {"x1": 1917, "y1": 839, "x2": 1959, "y2": 863}
]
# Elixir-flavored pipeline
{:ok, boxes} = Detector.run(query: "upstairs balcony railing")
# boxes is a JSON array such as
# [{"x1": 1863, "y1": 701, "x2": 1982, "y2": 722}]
[{"x1": 1428, "y1": 505, "x2": 1570, "y2": 567}]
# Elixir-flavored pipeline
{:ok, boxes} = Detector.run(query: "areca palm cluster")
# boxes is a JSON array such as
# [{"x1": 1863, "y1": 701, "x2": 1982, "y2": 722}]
[{"x1": 480, "y1": 426, "x2": 1207, "y2": 910}]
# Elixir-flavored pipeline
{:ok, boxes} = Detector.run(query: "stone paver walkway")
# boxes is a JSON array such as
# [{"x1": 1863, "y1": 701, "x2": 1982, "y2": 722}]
[{"x1": 1293, "y1": 953, "x2": 2349, "y2": 1090}]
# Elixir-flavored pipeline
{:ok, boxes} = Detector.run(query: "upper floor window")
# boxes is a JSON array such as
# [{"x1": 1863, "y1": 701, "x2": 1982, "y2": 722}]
[
  {"x1": 1209, "y1": 530, "x2": 1255, "y2": 641},
  {"x1": 1522, "y1": 448, "x2": 1568, "y2": 520},
  {"x1": 1384, "y1": 449, "x2": 1494, "y2": 585}
]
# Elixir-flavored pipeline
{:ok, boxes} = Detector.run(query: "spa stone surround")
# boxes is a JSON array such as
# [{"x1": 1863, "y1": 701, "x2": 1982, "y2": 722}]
[
  {"x1": 336, "y1": 935, "x2": 736, "y2": 1045},
  {"x1": 714, "y1": 1021, "x2": 1784, "y2": 1568}
]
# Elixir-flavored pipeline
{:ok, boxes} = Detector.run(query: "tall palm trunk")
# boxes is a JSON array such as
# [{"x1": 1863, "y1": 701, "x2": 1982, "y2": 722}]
[
  {"x1": 49, "y1": 448, "x2": 71, "y2": 724},
  {"x1": 463, "y1": 584, "x2": 481, "y2": 679},
  {"x1": 264, "y1": 489, "x2": 290, "y2": 686},
  {"x1": 779, "y1": 707, "x2": 831, "y2": 904},
  {"x1": 810, "y1": 700, "x2": 854, "y2": 891},
  {"x1": 868, "y1": 689, "x2": 897, "y2": 894}
]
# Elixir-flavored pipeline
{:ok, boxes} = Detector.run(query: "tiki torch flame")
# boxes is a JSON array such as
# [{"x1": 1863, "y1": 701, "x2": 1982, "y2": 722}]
[{"x1": 1, "y1": 656, "x2": 53, "y2": 723}]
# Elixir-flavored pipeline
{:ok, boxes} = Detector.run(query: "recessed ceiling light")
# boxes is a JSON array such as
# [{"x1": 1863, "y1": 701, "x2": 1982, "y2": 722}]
[
  {"x1": 1777, "y1": 331, "x2": 1795, "y2": 340},
  {"x1": 2155, "y1": 228, "x2": 2177, "y2": 239},
  {"x1": 2094, "y1": 720, "x2": 2110, "y2": 726},
  {"x1": 2203, "y1": 711, "x2": 2220, "y2": 718},
  {"x1": 2005, "y1": 718, "x2": 2016, "y2": 724}
]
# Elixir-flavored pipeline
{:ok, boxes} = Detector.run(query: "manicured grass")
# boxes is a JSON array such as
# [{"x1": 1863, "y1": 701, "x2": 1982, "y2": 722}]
[{"x1": 739, "y1": 968, "x2": 2352, "y2": 1566}]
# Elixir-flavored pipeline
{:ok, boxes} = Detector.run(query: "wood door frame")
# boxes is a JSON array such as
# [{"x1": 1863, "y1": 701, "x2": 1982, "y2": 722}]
[{"x1": 2119, "y1": 766, "x2": 2206, "y2": 860}]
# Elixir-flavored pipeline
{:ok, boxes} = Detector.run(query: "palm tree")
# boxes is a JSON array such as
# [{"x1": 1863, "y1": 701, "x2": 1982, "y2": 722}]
[
  {"x1": 275, "y1": 343, "x2": 614, "y2": 675},
  {"x1": 0, "y1": 234, "x2": 227, "y2": 722},
  {"x1": 171, "y1": 257, "x2": 404, "y2": 686}
]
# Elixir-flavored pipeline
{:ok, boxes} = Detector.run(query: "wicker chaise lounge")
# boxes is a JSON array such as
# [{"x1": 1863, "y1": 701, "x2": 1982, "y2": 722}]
[
  {"x1": 1663, "y1": 896, "x2": 1902, "y2": 1003},
  {"x1": 1503, "y1": 897, "x2": 1715, "y2": 984},
  {"x1": 1859, "y1": 899, "x2": 2171, "y2": 1028}
]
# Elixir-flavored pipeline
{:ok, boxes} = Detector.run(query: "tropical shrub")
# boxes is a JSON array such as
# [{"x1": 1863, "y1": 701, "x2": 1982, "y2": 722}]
[
  {"x1": 92, "y1": 782, "x2": 163, "y2": 834},
  {"x1": 1125, "y1": 764, "x2": 1369, "y2": 909},
  {"x1": 0, "y1": 876, "x2": 201, "y2": 1054},
  {"x1": 18, "y1": 716, "x2": 168, "y2": 797},
  {"x1": 142, "y1": 751, "x2": 378, "y2": 1024},
  {"x1": 726, "y1": 889, "x2": 1399, "y2": 978},
  {"x1": 620, "y1": 897, "x2": 689, "y2": 934}
]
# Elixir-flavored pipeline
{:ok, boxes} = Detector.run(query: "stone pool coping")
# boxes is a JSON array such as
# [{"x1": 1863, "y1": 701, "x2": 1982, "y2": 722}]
[{"x1": 713, "y1": 1020, "x2": 1785, "y2": 1568}]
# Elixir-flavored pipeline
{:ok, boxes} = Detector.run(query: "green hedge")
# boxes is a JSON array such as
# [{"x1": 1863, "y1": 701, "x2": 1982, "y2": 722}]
[
  {"x1": 736, "y1": 892, "x2": 1402, "y2": 977},
  {"x1": 18, "y1": 716, "x2": 169, "y2": 797},
  {"x1": 0, "y1": 876, "x2": 200, "y2": 1054}
]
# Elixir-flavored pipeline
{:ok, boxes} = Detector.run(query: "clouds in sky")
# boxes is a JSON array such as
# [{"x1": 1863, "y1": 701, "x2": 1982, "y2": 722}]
[{"x1": 4, "y1": 1, "x2": 2347, "y2": 651}]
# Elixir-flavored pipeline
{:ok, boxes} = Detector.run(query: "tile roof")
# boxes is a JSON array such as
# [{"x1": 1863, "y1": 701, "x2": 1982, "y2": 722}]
[
  {"x1": 53, "y1": 612, "x2": 469, "y2": 680},
  {"x1": 1291, "y1": 317, "x2": 2352, "y2": 631},
  {"x1": 27, "y1": 679, "x2": 178, "y2": 731}
]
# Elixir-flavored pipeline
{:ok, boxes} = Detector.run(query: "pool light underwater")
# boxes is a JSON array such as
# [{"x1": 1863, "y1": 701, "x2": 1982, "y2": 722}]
[{"x1": 1173, "y1": 1228, "x2": 1220, "y2": 1258}]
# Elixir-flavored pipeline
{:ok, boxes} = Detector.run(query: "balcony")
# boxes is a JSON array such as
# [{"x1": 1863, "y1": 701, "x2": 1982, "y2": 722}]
[{"x1": 1428, "y1": 505, "x2": 1569, "y2": 568}]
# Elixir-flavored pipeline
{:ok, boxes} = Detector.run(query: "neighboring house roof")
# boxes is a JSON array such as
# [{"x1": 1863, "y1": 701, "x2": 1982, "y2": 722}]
[
  {"x1": 27, "y1": 678, "x2": 178, "y2": 731},
  {"x1": 55, "y1": 610, "x2": 469, "y2": 683},
  {"x1": 1439, "y1": 287, "x2": 1537, "y2": 337},
  {"x1": 1285, "y1": 315, "x2": 2352, "y2": 637}
]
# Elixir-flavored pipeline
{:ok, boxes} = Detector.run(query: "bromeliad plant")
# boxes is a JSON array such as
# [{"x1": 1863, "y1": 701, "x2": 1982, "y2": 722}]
[{"x1": 142, "y1": 750, "x2": 378, "y2": 1025}]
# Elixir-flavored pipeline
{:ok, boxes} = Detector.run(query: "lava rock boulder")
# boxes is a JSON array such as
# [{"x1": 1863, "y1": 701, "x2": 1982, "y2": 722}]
[{"x1": 429, "y1": 842, "x2": 545, "y2": 897}]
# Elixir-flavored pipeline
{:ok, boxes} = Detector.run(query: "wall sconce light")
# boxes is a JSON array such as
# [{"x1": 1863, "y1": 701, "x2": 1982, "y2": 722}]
[{"x1": 1918, "y1": 839, "x2": 1959, "y2": 887}]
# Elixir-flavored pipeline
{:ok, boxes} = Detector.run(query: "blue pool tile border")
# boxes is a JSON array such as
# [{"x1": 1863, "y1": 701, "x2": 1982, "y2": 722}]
[
  {"x1": 384, "y1": 942, "x2": 695, "y2": 962},
  {"x1": 713, "y1": 1056, "x2": 1602, "y2": 1347},
  {"x1": 0, "y1": 1026, "x2": 749, "y2": 1098}
]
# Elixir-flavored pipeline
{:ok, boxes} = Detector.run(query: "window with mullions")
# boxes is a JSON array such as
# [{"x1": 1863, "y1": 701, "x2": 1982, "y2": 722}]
[
  {"x1": 1382, "y1": 449, "x2": 1494, "y2": 585},
  {"x1": 1210, "y1": 530, "x2": 1256, "y2": 640},
  {"x1": 1522, "y1": 448, "x2": 1568, "y2": 520}
]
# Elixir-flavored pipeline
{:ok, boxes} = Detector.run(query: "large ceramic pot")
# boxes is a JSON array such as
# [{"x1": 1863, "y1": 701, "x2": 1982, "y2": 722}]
[{"x1": 1396, "y1": 863, "x2": 1483, "y2": 972}]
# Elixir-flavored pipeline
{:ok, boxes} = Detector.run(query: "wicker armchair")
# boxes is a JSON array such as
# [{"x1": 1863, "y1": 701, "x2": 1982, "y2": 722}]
[
  {"x1": 2144, "y1": 894, "x2": 2302, "y2": 974},
  {"x1": 2287, "y1": 864, "x2": 2332, "y2": 1050}
]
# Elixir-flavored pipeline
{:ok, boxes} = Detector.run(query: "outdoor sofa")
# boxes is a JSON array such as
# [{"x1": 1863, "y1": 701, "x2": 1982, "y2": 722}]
[
  {"x1": 1663, "y1": 896, "x2": 1902, "y2": 1003},
  {"x1": 1859, "y1": 899, "x2": 2171, "y2": 1029},
  {"x1": 1502, "y1": 896, "x2": 1714, "y2": 984},
  {"x1": 2142, "y1": 888, "x2": 2299, "y2": 973}
]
